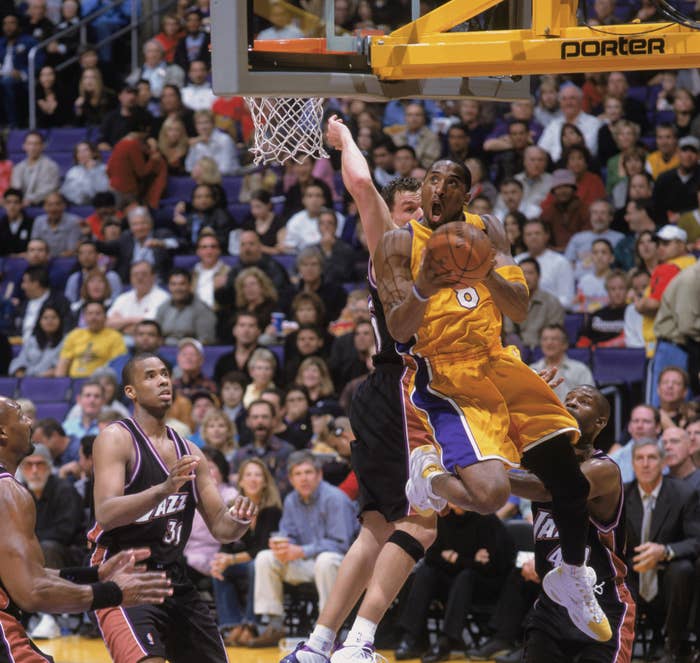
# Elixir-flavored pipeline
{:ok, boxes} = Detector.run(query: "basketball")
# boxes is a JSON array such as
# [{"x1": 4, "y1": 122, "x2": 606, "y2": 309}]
[{"x1": 425, "y1": 222, "x2": 493, "y2": 288}]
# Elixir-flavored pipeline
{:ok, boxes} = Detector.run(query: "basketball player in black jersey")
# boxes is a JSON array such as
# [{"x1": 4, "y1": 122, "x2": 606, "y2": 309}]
[
  {"x1": 509, "y1": 385, "x2": 635, "y2": 663},
  {"x1": 90, "y1": 353, "x2": 256, "y2": 663},
  {"x1": 0, "y1": 396, "x2": 173, "y2": 663},
  {"x1": 280, "y1": 116, "x2": 437, "y2": 663}
]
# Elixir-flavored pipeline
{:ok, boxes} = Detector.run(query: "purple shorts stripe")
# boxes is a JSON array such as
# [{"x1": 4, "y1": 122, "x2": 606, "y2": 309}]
[{"x1": 410, "y1": 354, "x2": 480, "y2": 472}]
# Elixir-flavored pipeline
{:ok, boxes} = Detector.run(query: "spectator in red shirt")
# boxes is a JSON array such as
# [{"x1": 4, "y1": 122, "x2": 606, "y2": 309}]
[
  {"x1": 153, "y1": 13, "x2": 182, "y2": 63},
  {"x1": 107, "y1": 108, "x2": 167, "y2": 210},
  {"x1": 540, "y1": 169, "x2": 591, "y2": 251},
  {"x1": 212, "y1": 96, "x2": 254, "y2": 146},
  {"x1": 563, "y1": 145, "x2": 606, "y2": 207}
]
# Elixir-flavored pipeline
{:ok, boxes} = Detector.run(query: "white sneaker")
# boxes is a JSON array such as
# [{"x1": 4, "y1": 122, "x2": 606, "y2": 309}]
[
  {"x1": 29, "y1": 613, "x2": 61, "y2": 640},
  {"x1": 405, "y1": 445, "x2": 448, "y2": 515},
  {"x1": 542, "y1": 564, "x2": 612, "y2": 642},
  {"x1": 331, "y1": 643, "x2": 386, "y2": 663}
]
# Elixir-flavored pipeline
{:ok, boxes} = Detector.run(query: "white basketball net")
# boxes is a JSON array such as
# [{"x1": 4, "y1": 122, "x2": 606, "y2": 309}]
[{"x1": 244, "y1": 97, "x2": 329, "y2": 165}]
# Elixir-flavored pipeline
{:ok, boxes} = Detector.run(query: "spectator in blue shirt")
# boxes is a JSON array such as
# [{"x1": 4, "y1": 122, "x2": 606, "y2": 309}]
[
  {"x1": 249, "y1": 450, "x2": 358, "y2": 647},
  {"x1": 31, "y1": 417, "x2": 80, "y2": 477},
  {"x1": 81, "y1": 0, "x2": 139, "y2": 62},
  {"x1": 61, "y1": 378, "x2": 104, "y2": 455},
  {"x1": 0, "y1": 13, "x2": 40, "y2": 127}
]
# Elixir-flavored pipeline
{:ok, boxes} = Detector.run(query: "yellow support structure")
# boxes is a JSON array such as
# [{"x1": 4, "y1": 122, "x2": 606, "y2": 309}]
[{"x1": 370, "y1": 1, "x2": 698, "y2": 79}]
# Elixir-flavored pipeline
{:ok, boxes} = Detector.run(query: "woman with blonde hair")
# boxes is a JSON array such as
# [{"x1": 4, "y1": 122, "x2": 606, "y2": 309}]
[
  {"x1": 295, "y1": 356, "x2": 335, "y2": 405},
  {"x1": 234, "y1": 267, "x2": 278, "y2": 334},
  {"x1": 191, "y1": 155, "x2": 227, "y2": 208},
  {"x1": 71, "y1": 271, "x2": 114, "y2": 324},
  {"x1": 201, "y1": 408, "x2": 238, "y2": 461},
  {"x1": 606, "y1": 119, "x2": 642, "y2": 193},
  {"x1": 210, "y1": 457, "x2": 282, "y2": 644},
  {"x1": 243, "y1": 348, "x2": 277, "y2": 407},
  {"x1": 74, "y1": 66, "x2": 116, "y2": 126},
  {"x1": 158, "y1": 116, "x2": 189, "y2": 175}
]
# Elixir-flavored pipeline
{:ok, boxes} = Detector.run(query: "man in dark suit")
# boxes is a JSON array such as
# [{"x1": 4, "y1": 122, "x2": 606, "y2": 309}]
[
  {"x1": 625, "y1": 438, "x2": 700, "y2": 661},
  {"x1": 0, "y1": 188, "x2": 33, "y2": 257},
  {"x1": 96, "y1": 206, "x2": 177, "y2": 283},
  {"x1": 14, "y1": 265, "x2": 73, "y2": 339},
  {"x1": 653, "y1": 136, "x2": 700, "y2": 218}
]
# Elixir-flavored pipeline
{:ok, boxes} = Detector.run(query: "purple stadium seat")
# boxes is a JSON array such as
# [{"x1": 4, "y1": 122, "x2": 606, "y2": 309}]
[
  {"x1": 19, "y1": 377, "x2": 72, "y2": 402},
  {"x1": 173, "y1": 255, "x2": 199, "y2": 270},
  {"x1": 50, "y1": 152, "x2": 76, "y2": 175},
  {"x1": 221, "y1": 176, "x2": 243, "y2": 202},
  {"x1": 159, "y1": 345, "x2": 178, "y2": 368},
  {"x1": 47, "y1": 128, "x2": 88, "y2": 152},
  {"x1": 626, "y1": 86, "x2": 648, "y2": 105},
  {"x1": 1, "y1": 257, "x2": 27, "y2": 286},
  {"x1": 163, "y1": 177, "x2": 195, "y2": 203},
  {"x1": 228, "y1": 203, "x2": 250, "y2": 224},
  {"x1": 564, "y1": 313, "x2": 585, "y2": 344},
  {"x1": 268, "y1": 344, "x2": 284, "y2": 368},
  {"x1": 0, "y1": 377, "x2": 18, "y2": 397},
  {"x1": 67, "y1": 206, "x2": 94, "y2": 219},
  {"x1": 592, "y1": 348, "x2": 646, "y2": 386},
  {"x1": 203, "y1": 345, "x2": 233, "y2": 379},
  {"x1": 221, "y1": 256, "x2": 240, "y2": 268},
  {"x1": 273, "y1": 254, "x2": 296, "y2": 273},
  {"x1": 7, "y1": 129, "x2": 48, "y2": 153},
  {"x1": 654, "y1": 110, "x2": 675, "y2": 125},
  {"x1": 71, "y1": 377, "x2": 89, "y2": 396},
  {"x1": 49, "y1": 257, "x2": 79, "y2": 290},
  {"x1": 342, "y1": 281, "x2": 366, "y2": 294},
  {"x1": 35, "y1": 401, "x2": 71, "y2": 422}
]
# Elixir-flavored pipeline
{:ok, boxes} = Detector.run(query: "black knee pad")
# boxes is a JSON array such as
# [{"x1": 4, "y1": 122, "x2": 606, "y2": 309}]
[{"x1": 387, "y1": 530, "x2": 425, "y2": 563}]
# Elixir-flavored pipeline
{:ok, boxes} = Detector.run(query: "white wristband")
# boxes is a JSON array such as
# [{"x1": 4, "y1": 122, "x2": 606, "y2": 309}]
[{"x1": 412, "y1": 283, "x2": 430, "y2": 302}]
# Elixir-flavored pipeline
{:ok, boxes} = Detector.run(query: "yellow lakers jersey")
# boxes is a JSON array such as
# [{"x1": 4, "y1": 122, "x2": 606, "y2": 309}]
[{"x1": 402, "y1": 214, "x2": 527, "y2": 359}]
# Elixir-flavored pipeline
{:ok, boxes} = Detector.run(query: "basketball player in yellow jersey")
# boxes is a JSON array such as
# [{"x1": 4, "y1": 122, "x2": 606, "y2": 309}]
[{"x1": 374, "y1": 159, "x2": 612, "y2": 644}]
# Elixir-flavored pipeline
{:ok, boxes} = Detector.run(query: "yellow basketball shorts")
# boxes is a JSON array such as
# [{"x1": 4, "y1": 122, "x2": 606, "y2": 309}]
[{"x1": 400, "y1": 346, "x2": 580, "y2": 472}]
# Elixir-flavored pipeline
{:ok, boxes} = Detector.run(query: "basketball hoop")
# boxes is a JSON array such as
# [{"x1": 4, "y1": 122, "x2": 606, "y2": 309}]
[{"x1": 244, "y1": 96, "x2": 329, "y2": 165}]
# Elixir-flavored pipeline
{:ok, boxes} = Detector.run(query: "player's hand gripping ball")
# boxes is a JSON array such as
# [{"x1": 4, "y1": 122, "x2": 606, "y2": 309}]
[{"x1": 425, "y1": 221, "x2": 494, "y2": 289}]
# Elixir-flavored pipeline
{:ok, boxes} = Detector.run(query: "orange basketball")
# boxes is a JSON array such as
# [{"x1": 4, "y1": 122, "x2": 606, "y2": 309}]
[{"x1": 425, "y1": 221, "x2": 493, "y2": 288}]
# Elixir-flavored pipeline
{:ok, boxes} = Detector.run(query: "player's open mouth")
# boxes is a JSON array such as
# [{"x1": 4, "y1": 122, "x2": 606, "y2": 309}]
[{"x1": 430, "y1": 201, "x2": 442, "y2": 222}]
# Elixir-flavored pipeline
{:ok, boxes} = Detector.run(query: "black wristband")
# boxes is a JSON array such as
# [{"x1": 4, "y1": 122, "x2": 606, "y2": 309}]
[
  {"x1": 90, "y1": 581, "x2": 123, "y2": 610},
  {"x1": 60, "y1": 566, "x2": 100, "y2": 585}
]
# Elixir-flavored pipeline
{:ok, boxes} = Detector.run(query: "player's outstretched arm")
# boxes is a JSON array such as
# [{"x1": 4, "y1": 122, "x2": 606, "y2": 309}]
[
  {"x1": 188, "y1": 443, "x2": 257, "y2": 543},
  {"x1": 93, "y1": 424, "x2": 199, "y2": 531},
  {"x1": 374, "y1": 229, "x2": 433, "y2": 344},
  {"x1": 0, "y1": 481, "x2": 171, "y2": 613},
  {"x1": 480, "y1": 214, "x2": 528, "y2": 323},
  {"x1": 326, "y1": 114, "x2": 395, "y2": 255}
]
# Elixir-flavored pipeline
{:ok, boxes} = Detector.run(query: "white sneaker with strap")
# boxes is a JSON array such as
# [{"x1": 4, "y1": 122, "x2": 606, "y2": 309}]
[
  {"x1": 542, "y1": 563, "x2": 612, "y2": 642},
  {"x1": 405, "y1": 445, "x2": 448, "y2": 515}
]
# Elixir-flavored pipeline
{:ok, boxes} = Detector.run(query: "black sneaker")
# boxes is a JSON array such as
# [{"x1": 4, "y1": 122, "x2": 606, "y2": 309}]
[{"x1": 466, "y1": 638, "x2": 514, "y2": 661}]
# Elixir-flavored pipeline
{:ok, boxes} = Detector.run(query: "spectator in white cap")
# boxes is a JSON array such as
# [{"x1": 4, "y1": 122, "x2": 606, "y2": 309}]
[
  {"x1": 653, "y1": 135, "x2": 700, "y2": 218},
  {"x1": 172, "y1": 336, "x2": 217, "y2": 400},
  {"x1": 540, "y1": 168, "x2": 590, "y2": 251},
  {"x1": 634, "y1": 224, "x2": 696, "y2": 359}
]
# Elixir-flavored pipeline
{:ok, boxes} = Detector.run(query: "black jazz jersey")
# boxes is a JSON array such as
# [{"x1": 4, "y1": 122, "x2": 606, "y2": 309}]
[
  {"x1": 367, "y1": 261, "x2": 402, "y2": 368},
  {"x1": 88, "y1": 418, "x2": 197, "y2": 587},
  {"x1": 532, "y1": 451, "x2": 628, "y2": 585}
]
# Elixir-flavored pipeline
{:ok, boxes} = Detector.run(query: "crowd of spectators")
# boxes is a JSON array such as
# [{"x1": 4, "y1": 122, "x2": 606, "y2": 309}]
[{"x1": 0, "y1": 0, "x2": 699, "y2": 658}]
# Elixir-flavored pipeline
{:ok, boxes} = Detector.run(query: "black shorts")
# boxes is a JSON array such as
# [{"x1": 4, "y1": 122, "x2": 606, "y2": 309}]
[
  {"x1": 349, "y1": 364, "x2": 410, "y2": 522},
  {"x1": 523, "y1": 580, "x2": 636, "y2": 663},
  {"x1": 0, "y1": 611, "x2": 54, "y2": 663},
  {"x1": 96, "y1": 585, "x2": 228, "y2": 663}
]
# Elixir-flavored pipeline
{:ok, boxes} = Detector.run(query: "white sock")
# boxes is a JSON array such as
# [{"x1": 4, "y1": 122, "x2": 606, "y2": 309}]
[
  {"x1": 562, "y1": 562, "x2": 586, "y2": 576},
  {"x1": 308, "y1": 624, "x2": 336, "y2": 656},
  {"x1": 344, "y1": 616, "x2": 377, "y2": 646}
]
